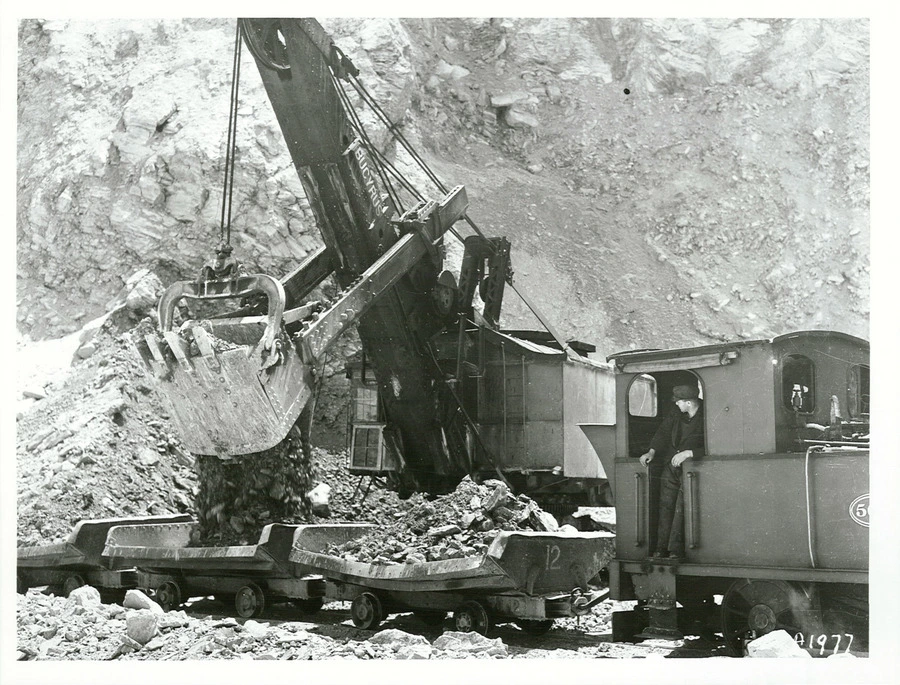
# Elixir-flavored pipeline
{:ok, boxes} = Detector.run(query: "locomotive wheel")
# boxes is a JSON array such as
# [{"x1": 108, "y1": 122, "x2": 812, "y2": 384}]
[
  {"x1": 413, "y1": 609, "x2": 447, "y2": 627},
  {"x1": 292, "y1": 597, "x2": 324, "y2": 615},
  {"x1": 235, "y1": 583, "x2": 266, "y2": 619},
  {"x1": 350, "y1": 592, "x2": 384, "y2": 630},
  {"x1": 721, "y1": 579, "x2": 809, "y2": 656},
  {"x1": 155, "y1": 581, "x2": 183, "y2": 612},
  {"x1": 516, "y1": 619, "x2": 555, "y2": 635},
  {"x1": 454, "y1": 600, "x2": 491, "y2": 635},
  {"x1": 63, "y1": 574, "x2": 86, "y2": 597}
]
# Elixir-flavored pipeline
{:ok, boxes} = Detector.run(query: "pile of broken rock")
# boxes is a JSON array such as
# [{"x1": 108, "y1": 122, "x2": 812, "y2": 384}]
[{"x1": 327, "y1": 476, "x2": 565, "y2": 564}]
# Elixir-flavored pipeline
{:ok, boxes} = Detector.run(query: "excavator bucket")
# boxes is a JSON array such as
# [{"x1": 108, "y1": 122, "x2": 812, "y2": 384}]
[{"x1": 135, "y1": 272, "x2": 314, "y2": 457}]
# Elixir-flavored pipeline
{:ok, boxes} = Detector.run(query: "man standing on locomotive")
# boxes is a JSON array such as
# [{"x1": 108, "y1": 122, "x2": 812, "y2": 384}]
[{"x1": 639, "y1": 384, "x2": 705, "y2": 559}]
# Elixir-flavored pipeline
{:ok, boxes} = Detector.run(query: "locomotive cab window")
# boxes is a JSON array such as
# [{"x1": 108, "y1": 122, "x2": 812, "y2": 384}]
[
  {"x1": 782, "y1": 354, "x2": 815, "y2": 413},
  {"x1": 848, "y1": 364, "x2": 870, "y2": 418},
  {"x1": 629, "y1": 374, "x2": 658, "y2": 417}
]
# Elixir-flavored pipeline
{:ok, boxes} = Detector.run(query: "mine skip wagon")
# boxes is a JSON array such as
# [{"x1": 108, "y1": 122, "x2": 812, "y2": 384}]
[
  {"x1": 101, "y1": 520, "x2": 614, "y2": 634},
  {"x1": 580, "y1": 330, "x2": 870, "y2": 657},
  {"x1": 16, "y1": 515, "x2": 191, "y2": 600}
]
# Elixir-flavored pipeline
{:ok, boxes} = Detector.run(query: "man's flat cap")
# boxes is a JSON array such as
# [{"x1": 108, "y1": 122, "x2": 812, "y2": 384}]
[{"x1": 672, "y1": 384, "x2": 700, "y2": 400}]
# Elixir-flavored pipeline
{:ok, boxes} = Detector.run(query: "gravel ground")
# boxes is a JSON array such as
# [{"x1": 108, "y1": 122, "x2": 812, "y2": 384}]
[{"x1": 16, "y1": 586, "x2": 710, "y2": 662}]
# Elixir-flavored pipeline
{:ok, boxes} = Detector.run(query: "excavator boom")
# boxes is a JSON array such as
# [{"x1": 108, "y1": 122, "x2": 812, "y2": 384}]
[{"x1": 137, "y1": 19, "x2": 473, "y2": 495}]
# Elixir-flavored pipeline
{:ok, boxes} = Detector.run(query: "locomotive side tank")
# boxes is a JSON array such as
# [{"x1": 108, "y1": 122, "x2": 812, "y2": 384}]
[{"x1": 580, "y1": 330, "x2": 869, "y2": 656}]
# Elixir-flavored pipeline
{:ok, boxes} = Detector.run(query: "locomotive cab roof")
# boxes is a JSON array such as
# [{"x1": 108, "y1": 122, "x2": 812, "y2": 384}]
[{"x1": 607, "y1": 329, "x2": 868, "y2": 371}]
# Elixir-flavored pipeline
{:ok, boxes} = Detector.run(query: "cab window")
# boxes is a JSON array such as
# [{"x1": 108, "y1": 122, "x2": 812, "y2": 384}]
[
  {"x1": 848, "y1": 364, "x2": 870, "y2": 418},
  {"x1": 629, "y1": 374, "x2": 657, "y2": 417}
]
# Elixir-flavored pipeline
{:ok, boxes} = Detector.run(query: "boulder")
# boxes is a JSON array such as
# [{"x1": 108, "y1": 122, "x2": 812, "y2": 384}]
[
  {"x1": 113, "y1": 634, "x2": 143, "y2": 657},
  {"x1": 158, "y1": 610, "x2": 191, "y2": 629},
  {"x1": 123, "y1": 589, "x2": 164, "y2": 615},
  {"x1": 529, "y1": 510, "x2": 559, "y2": 532},
  {"x1": 435, "y1": 60, "x2": 470, "y2": 80},
  {"x1": 503, "y1": 108, "x2": 539, "y2": 129},
  {"x1": 138, "y1": 447, "x2": 161, "y2": 467},
  {"x1": 308, "y1": 482, "x2": 331, "y2": 516},
  {"x1": 105, "y1": 604, "x2": 126, "y2": 619},
  {"x1": 126, "y1": 609, "x2": 159, "y2": 645},
  {"x1": 242, "y1": 620, "x2": 270, "y2": 640},
  {"x1": 432, "y1": 630, "x2": 508, "y2": 656},
  {"x1": 144, "y1": 635, "x2": 168, "y2": 651},
  {"x1": 123, "y1": 269, "x2": 164, "y2": 312},
  {"x1": 482, "y1": 483, "x2": 509, "y2": 511},
  {"x1": 75, "y1": 342, "x2": 97, "y2": 359},
  {"x1": 67, "y1": 585, "x2": 101, "y2": 608},
  {"x1": 747, "y1": 630, "x2": 812, "y2": 658}
]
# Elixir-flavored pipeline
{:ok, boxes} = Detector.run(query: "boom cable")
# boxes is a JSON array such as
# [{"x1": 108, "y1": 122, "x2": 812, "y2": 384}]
[
  {"x1": 330, "y1": 72, "x2": 407, "y2": 214},
  {"x1": 342, "y1": 71, "x2": 575, "y2": 353},
  {"x1": 220, "y1": 21, "x2": 244, "y2": 248},
  {"x1": 322, "y1": 36, "x2": 573, "y2": 352}
]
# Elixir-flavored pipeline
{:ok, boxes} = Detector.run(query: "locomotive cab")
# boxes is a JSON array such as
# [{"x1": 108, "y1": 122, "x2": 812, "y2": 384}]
[{"x1": 581, "y1": 330, "x2": 870, "y2": 655}]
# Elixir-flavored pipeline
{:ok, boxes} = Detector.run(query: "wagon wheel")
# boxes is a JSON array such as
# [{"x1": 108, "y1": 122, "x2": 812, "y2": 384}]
[
  {"x1": 155, "y1": 580, "x2": 183, "y2": 612},
  {"x1": 720, "y1": 579, "x2": 809, "y2": 656},
  {"x1": 454, "y1": 600, "x2": 492, "y2": 636},
  {"x1": 516, "y1": 619, "x2": 555, "y2": 636},
  {"x1": 63, "y1": 574, "x2": 86, "y2": 598},
  {"x1": 234, "y1": 583, "x2": 266, "y2": 619},
  {"x1": 413, "y1": 609, "x2": 447, "y2": 627},
  {"x1": 291, "y1": 597, "x2": 324, "y2": 615},
  {"x1": 350, "y1": 592, "x2": 384, "y2": 630}
]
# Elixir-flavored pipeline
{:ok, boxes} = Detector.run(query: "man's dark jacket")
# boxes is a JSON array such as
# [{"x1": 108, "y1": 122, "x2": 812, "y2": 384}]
[{"x1": 649, "y1": 403, "x2": 705, "y2": 459}]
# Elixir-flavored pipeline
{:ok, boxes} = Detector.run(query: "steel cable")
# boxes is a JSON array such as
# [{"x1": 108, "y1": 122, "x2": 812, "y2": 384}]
[
  {"x1": 220, "y1": 21, "x2": 244, "y2": 247},
  {"x1": 335, "y1": 43, "x2": 572, "y2": 352}
]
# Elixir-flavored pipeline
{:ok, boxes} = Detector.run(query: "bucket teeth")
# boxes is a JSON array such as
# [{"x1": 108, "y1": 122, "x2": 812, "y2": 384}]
[
  {"x1": 191, "y1": 326, "x2": 216, "y2": 359},
  {"x1": 143, "y1": 334, "x2": 166, "y2": 365},
  {"x1": 163, "y1": 331, "x2": 195, "y2": 371}
]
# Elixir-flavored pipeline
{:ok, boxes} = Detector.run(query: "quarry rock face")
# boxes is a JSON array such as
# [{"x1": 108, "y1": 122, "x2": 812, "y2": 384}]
[{"x1": 17, "y1": 18, "x2": 868, "y2": 351}]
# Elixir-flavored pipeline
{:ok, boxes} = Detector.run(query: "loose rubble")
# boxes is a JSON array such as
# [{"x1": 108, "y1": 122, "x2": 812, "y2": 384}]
[
  {"x1": 16, "y1": 318, "x2": 199, "y2": 548},
  {"x1": 14, "y1": 589, "x2": 636, "y2": 661},
  {"x1": 193, "y1": 431, "x2": 314, "y2": 546},
  {"x1": 326, "y1": 477, "x2": 563, "y2": 564},
  {"x1": 21, "y1": 583, "x2": 746, "y2": 663}
]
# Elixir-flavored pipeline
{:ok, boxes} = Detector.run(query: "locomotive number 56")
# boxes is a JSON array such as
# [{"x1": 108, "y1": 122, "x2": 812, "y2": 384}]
[{"x1": 849, "y1": 494, "x2": 869, "y2": 527}]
